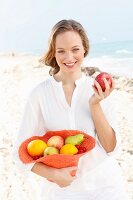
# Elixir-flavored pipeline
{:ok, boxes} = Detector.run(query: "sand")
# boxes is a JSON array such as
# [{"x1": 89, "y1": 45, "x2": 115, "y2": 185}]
[{"x1": 0, "y1": 54, "x2": 132, "y2": 199}]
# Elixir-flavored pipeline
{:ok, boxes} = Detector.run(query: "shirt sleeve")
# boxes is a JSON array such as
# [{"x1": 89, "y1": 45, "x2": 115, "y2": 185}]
[
  {"x1": 13, "y1": 87, "x2": 46, "y2": 175},
  {"x1": 95, "y1": 90, "x2": 121, "y2": 156}
]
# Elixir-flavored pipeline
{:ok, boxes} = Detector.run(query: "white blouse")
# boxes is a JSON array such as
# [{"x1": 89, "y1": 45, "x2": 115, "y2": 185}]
[{"x1": 14, "y1": 74, "x2": 129, "y2": 200}]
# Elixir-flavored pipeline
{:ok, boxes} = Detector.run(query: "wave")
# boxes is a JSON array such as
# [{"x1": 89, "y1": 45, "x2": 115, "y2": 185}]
[
  {"x1": 115, "y1": 49, "x2": 132, "y2": 54},
  {"x1": 84, "y1": 57, "x2": 133, "y2": 78}
]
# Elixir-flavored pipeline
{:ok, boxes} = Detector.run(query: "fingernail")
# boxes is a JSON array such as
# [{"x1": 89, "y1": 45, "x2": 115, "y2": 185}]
[{"x1": 70, "y1": 170, "x2": 77, "y2": 177}]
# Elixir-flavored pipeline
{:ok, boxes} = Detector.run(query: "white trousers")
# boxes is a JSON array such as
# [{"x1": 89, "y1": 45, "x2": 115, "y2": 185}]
[{"x1": 52, "y1": 185, "x2": 129, "y2": 200}]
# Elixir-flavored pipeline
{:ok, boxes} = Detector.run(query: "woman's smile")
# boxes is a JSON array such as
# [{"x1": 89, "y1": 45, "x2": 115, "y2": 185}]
[{"x1": 64, "y1": 62, "x2": 77, "y2": 68}]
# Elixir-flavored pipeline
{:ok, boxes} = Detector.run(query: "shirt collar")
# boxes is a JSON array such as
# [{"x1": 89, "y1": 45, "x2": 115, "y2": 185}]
[{"x1": 50, "y1": 73, "x2": 86, "y2": 87}]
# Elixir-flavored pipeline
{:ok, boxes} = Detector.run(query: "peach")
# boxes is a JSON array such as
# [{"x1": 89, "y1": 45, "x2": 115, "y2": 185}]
[{"x1": 47, "y1": 136, "x2": 64, "y2": 149}]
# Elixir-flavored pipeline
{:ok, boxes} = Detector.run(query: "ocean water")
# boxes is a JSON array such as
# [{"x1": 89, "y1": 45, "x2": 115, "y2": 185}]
[
  {"x1": 84, "y1": 40, "x2": 133, "y2": 78},
  {"x1": 89, "y1": 40, "x2": 133, "y2": 59},
  {"x1": 15, "y1": 40, "x2": 133, "y2": 78}
]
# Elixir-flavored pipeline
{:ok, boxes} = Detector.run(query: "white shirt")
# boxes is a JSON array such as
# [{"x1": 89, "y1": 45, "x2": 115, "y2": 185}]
[{"x1": 13, "y1": 74, "x2": 129, "y2": 199}]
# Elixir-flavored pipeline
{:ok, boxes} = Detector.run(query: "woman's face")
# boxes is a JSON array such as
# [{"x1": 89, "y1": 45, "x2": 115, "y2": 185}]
[{"x1": 55, "y1": 31, "x2": 85, "y2": 74}]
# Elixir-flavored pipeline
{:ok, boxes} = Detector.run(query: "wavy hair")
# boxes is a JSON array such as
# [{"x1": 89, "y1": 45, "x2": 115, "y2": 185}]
[{"x1": 40, "y1": 19, "x2": 89, "y2": 75}]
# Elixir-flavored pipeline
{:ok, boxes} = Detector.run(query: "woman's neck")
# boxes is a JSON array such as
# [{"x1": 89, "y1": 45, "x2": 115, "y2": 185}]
[{"x1": 54, "y1": 70, "x2": 82, "y2": 85}]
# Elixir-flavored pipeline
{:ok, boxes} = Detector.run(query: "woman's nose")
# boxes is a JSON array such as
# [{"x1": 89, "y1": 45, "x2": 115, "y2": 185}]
[{"x1": 65, "y1": 51, "x2": 73, "y2": 60}]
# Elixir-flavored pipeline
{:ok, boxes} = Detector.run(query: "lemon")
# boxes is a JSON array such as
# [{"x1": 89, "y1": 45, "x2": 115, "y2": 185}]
[
  {"x1": 27, "y1": 139, "x2": 47, "y2": 156},
  {"x1": 60, "y1": 144, "x2": 78, "y2": 155}
]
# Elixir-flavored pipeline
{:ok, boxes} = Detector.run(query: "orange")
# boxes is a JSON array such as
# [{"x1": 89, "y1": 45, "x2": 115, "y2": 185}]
[
  {"x1": 27, "y1": 139, "x2": 47, "y2": 156},
  {"x1": 60, "y1": 144, "x2": 78, "y2": 155}
]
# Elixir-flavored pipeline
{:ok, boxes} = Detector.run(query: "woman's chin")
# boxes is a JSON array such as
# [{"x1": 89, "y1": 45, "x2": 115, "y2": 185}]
[{"x1": 65, "y1": 64, "x2": 76, "y2": 70}]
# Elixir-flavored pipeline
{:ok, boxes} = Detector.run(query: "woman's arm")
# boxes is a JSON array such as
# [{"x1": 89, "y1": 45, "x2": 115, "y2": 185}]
[
  {"x1": 31, "y1": 163, "x2": 56, "y2": 179},
  {"x1": 14, "y1": 87, "x2": 46, "y2": 173},
  {"x1": 31, "y1": 163, "x2": 77, "y2": 188},
  {"x1": 89, "y1": 102, "x2": 116, "y2": 152},
  {"x1": 89, "y1": 78, "x2": 116, "y2": 153}
]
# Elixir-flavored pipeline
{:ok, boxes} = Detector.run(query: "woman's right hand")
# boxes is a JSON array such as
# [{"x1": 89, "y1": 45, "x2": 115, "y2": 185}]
[
  {"x1": 31, "y1": 163, "x2": 77, "y2": 188},
  {"x1": 51, "y1": 166, "x2": 77, "y2": 188}
]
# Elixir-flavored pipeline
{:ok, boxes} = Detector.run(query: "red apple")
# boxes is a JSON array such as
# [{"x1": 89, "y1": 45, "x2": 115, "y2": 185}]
[
  {"x1": 47, "y1": 136, "x2": 64, "y2": 149},
  {"x1": 94, "y1": 72, "x2": 112, "y2": 92}
]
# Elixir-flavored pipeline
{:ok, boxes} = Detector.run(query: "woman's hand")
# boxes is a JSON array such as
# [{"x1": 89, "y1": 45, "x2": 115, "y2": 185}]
[
  {"x1": 31, "y1": 163, "x2": 77, "y2": 188},
  {"x1": 48, "y1": 166, "x2": 77, "y2": 188},
  {"x1": 89, "y1": 77, "x2": 115, "y2": 106}
]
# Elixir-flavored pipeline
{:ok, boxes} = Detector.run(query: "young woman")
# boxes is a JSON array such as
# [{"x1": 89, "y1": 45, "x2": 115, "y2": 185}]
[{"x1": 15, "y1": 19, "x2": 129, "y2": 199}]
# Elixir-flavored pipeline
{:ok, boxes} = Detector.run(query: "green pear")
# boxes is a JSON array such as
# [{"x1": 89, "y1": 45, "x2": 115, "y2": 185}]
[{"x1": 65, "y1": 134, "x2": 84, "y2": 145}]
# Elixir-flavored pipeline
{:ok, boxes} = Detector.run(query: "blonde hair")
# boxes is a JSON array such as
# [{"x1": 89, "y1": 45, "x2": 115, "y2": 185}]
[{"x1": 40, "y1": 19, "x2": 89, "y2": 75}]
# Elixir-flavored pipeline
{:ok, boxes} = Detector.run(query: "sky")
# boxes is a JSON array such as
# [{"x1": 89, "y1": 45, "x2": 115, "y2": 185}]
[{"x1": 0, "y1": 0, "x2": 133, "y2": 53}]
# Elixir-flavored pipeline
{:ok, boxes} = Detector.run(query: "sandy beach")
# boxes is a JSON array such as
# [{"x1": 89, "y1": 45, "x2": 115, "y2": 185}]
[{"x1": 0, "y1": 54, "x2": 133, "y2": 200}]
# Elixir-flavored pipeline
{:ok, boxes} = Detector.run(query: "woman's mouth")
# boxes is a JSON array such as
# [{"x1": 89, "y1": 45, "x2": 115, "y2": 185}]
[{"x1": 64, "y1": 62, "x2": 76, "y2": 68}]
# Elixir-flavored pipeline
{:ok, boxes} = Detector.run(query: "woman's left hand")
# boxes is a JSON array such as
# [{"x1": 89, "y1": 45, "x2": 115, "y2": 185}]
[{"x1": 89, "y1": 77, "x2": 115, "y2": 105}]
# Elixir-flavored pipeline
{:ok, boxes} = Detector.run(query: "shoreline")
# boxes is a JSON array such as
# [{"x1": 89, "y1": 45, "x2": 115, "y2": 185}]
[{"x1": 1, "y1": 53, "x2": 133, "y2": 78}]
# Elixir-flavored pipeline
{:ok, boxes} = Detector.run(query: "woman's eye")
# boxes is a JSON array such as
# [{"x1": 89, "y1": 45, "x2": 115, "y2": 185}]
[
  {"x1": 57, "y1": 50, "x2": 65, "y2": 53},
  {"x1": 73, "y1": 48, "x2": 80, "y2": 52}
]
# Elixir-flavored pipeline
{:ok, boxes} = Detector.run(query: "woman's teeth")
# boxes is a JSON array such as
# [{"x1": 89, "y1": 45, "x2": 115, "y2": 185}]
[{"x1": 65, "y1": 62, "x2": 75, "y2": 67}]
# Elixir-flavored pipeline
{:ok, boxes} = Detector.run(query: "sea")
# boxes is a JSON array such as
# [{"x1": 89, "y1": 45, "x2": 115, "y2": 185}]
[
  {"x1": 33, "y1": 40, "x2": 133, "y2": 78},
  {"x1": 2, "y1": 40, "x2": 132, "y2": 78},
  {"x1": 83, "y1": 40, "x2": 133, "y2": 78}
]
